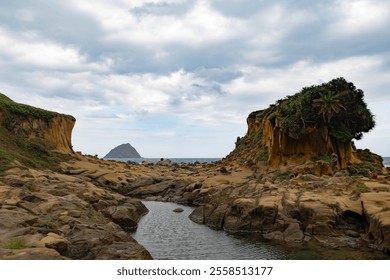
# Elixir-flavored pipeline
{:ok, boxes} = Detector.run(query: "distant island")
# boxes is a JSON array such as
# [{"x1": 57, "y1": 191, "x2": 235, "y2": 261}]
[{"x1": 104, "y1": 143, "x2": 141, "y2": 158}]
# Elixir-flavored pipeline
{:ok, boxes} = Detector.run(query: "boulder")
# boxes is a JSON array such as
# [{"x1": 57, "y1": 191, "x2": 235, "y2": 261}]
[
  {"x1": 361, "y1": 192, "x2": 390, "y2": 252},
  {"x1": 283, "y1": 223, "x2": 304, "y2": 242},
  {"x1": 315, "y1": 160, "x2": 333, "y2": 176},
  {"x1": 189, "y1": 204, "x2": 228, "y2": 230},
  {"x1": 40, "y1": 233, "x2": 69, "y2": 254},
  {"x1": 92, "y1": 242, "x2": 153, "y2": 260},
  {"x1": 173, "y1": 208, "x2": 184, "y2": 213},
  {"x1": 189, "y1": 206, "x2": 206, "y2": 224},
  {"x1": 64, "y1": 223, "x2": 137, "y2": 259},
  {"x1": 102, "y1": 204, "x2": 147, "y2": 231}
]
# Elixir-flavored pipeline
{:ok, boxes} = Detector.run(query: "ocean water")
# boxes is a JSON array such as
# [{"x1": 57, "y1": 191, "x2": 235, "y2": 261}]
[
  {"x1": 383, "y1": 157, "x2": 390, "y2": 167},
  {"x1": 105, "y1": 158, "x2": 222, "y2": 164},
  {"x1": 108, "y1": 157, "x2": 390, "y2": 166}
]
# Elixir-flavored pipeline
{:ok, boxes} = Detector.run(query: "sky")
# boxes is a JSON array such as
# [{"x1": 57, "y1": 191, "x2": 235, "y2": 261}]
[{"x1": 1, "y1": 0, "x2": 390, "y2": 158}]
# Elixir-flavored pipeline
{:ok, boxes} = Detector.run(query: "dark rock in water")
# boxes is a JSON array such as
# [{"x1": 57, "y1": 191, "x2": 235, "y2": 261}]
[
  {"x1": 104, "y1": 143, "x2": 141, "y2": 158},
  {"x1": 173, "y1": 208, "x2": 184, "y2": 213}
]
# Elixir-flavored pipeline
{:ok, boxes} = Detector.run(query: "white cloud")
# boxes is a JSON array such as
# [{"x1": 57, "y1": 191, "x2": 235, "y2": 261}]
[
  {"x1": 0, "y1": 27, "x2": 111, "y2": 72},
  {"x1": 66, "y1": 0, "x2": 244, "y2": 47},
  {"x1": 0, "y1": 27, "x2": 83, "y2": 69},
  {"x1": 224, "y1": 55, "x2": 390, "y2": 116},
  {"x1": 1, "y1": 0, "x2": 390, "y2": 157},
  {"x1": 98, "y1": 69, "x2": 226, "y2": 118},
  {"x1": 329, "y1": 0, "x2": 390, "y2": 36}
]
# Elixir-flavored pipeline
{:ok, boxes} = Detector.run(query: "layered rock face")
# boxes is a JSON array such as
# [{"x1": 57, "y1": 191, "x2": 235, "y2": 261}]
[
  {"x1": 43, "y1": 116, "x2": 75, "y2": 154},
  {"x1": 16, "y1": 115, "x2": 75, "y2": 154},
  {"x1": 244, "y1": 116, "x2": 361, "y2": 169},
  {"x1": 229, "y1": 121, "x2": 382, "y2": 179},
  {"x1": 0, "y1": 94, "x2": 75, "y2": 154}
]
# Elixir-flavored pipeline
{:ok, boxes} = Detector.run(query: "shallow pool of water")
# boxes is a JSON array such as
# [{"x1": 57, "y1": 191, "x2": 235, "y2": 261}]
[{"x1": 132, "y1": 201, "x2": 287, "y2": 259}]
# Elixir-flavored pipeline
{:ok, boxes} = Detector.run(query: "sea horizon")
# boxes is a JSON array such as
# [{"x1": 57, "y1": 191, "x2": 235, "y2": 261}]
[
  {"x1": 106, "y1": 156, "x2": 390, "y2": 167},
  {"x1": 383, "y1": 156, "x2": 390, "y2": 167},
  {"x1": 104, "y1": 157, "x2": 222, "y2": 164}
]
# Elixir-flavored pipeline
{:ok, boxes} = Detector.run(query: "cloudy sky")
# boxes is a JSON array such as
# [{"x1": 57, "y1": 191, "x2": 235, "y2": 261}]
[{"x1": 1, "y1": 0, "x2": 390, "y2": 158}]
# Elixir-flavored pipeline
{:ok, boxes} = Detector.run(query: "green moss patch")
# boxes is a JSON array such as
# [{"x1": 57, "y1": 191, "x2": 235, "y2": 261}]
[{"x1": 1, "y1": 238, "x2": 29, "y2": 250}]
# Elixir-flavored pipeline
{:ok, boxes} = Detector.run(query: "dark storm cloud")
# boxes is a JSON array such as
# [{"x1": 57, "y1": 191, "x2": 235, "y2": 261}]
[{"x1": 0, "y1": 0, "x2": 102, "y2": 56}]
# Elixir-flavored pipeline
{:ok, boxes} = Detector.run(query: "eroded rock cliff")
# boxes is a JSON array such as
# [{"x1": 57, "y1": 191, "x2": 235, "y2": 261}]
[
  {"x1": 0, "y1": 93, "x2": 152, "y2": 259},
  {"x1": 0, "y1": 93, "x2": 75, "y2": 154},
  {"x1": 238, "y1": 116, "x2": 361, "y2": 169},
  {"x1": 227, "y1": 78, "x2": 382, "y2": 175}
]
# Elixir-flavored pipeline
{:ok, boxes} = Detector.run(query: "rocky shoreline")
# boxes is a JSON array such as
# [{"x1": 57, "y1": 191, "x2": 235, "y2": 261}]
[
  {"x1": 2, "y1": 152, "x2": 389, "y2": 259},
  {"x1": 1, "y1": 86, "x2": 389, "y2": 259}
]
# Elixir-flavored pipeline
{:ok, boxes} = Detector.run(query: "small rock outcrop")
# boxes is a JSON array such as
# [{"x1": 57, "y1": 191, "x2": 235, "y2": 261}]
[{"x1": 104, "y1": 143, "x2": 141, "y2": 159}]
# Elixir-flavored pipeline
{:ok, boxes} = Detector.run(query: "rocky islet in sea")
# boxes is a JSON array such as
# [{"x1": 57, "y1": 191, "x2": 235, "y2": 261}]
[{"x1": 103, "y1": 143, "x2": 141, "y2": 159}]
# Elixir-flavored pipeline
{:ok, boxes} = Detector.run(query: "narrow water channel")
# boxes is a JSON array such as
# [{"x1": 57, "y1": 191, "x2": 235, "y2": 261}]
[{"x1": 132, "y1": 201, "x2": 287, "y2": 259}]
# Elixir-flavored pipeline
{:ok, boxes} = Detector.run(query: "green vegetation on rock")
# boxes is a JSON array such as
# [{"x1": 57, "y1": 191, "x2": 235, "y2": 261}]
[
  {"x1": 0, "y1": 125, "x2": 71, "y2": 174},
  {"x1": 1, "y1": 92, "x2": 53, "y2": 120},
  {"x1": 0, "y1": 93, "x2": 73, "y2": 174},
  {"x1": 1, "y1": 238, "x2": 28, "y2": 250},
  {"x1": 249, "y1": 77, "x2": 375, "y2": 142},
  {"x1": 0, "y1": 93, "x2": 73, "y2": 122}
]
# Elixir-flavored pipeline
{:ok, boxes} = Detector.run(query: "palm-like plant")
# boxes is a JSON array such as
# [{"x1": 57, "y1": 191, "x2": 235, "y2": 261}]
[{"x1": 312, "y1": 91, "x2": 345, "y2": 124}]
